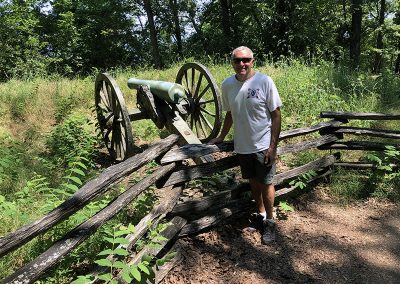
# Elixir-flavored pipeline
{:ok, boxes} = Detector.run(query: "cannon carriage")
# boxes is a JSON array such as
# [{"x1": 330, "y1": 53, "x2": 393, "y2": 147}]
[{"x1": 95, "y1": 62, "x2": 222, "y2": 161}]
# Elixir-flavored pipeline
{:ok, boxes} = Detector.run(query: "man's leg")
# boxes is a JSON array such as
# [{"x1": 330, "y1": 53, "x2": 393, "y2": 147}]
[
  {"x1": 262, "y1": 183, "x2": 275, "y2": 220},
  {"x1": 245, "y1": 178, "x2": 266, "y2": 232},
  {"x1": 260, "y1": 182, "x2": 276, "y2": 244},
  {"x1": 249, "y1": 179, "x2": 275, "y2": 220},
  {"x1": 249, "y1": 178, "x2": 265, "y2": 214}
]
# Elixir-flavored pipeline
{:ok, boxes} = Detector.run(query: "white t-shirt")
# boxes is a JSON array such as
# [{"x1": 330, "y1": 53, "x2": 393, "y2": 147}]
[{"x1": 221, "y1": 72, "x2": 282, "y2": 154}]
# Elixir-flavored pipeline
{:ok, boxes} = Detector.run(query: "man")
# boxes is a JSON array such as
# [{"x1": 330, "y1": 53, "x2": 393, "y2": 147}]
[{"x1": 210, "y1": 46, "x2": 282, "y2": 244}]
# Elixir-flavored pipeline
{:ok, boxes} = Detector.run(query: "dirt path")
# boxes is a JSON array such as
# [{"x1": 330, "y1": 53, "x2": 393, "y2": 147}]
[{"x1": 161, "y1": 189, "x2": 400, "y2": 284}]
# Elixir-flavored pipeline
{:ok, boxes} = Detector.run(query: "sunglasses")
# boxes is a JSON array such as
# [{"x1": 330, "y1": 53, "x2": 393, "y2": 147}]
[{"x1": 232, "y1": 57, "x2": 253, "y2": 64}]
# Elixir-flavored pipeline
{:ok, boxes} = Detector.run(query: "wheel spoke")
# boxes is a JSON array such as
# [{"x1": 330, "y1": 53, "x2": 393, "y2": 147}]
[
  {"x1": 95, "y1": 73, "x2": 134, "y2": 160},
  {"x1": 198, "y1": 114, "x2": 208, "y2": 136},
  {"x1": 99, "y1": 89, "x2": 112, "y2": 110},
  {"x1": 189, "y1": 114, "x2": 194, "y2": 129},
  {"x1": 97, "y1": 102, "x2": 110, "y2": 113},
  {"x1": 103, "y1": 124, "x2": 112, "y2": 133},
  {"x1": 107, "y1": 84, "x2": 115, "y2": 111},
  {"x1": 113, "y1": 125, "x2": 122, "y2": 159},
  {"x1": 120, "y1": 125, "x2": 126, "y2": 139},
  {"x1": 175, "y1": 63, "x2": 222, "y2": 142},
  {"x1": 191, "y1": 68, "x2": 195, "y2": 94},
  {"x1": 120, "y1": 130, "x2": 127, "y2": 153},
  {"x1": 200, "y1": 107, "x2": 216, "y2": 117},
  {"x1": 193, "y1": 73, "x2": 203, "y2": 100},
  {"x1": 196, "y1": 84, "x2": 210, "y2": 101},
  {"x1": 111, "y1": 95, "x2": 119, "y2": 118},
  {"x1": 184, "y1": 70, "x2": 189, "y2": 91},
  {"x1": 194, "y1": 115, "x2": 201, "y2": 137},
  {"x1": 117, "y1": 139, "x2": 123, "y2": 160},
  {"x1": 103, "y1": 81, "x2": 112, "y2": 107},
  {"x1": 198, "y1": 99, "x2": 215, "y2": 105},
  {"x1": 104, "y1": 112, "x2": 114, "y2": 123},
  {"x1": 110, "y1": 130, "x2": 116, "y2": 154},
  {"x1": 199, "y1": 112, "x2": 213, "y2": 130}
]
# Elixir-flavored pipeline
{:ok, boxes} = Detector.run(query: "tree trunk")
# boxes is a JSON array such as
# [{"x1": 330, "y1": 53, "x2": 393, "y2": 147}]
[
  {"x1": 394, "y1": 12, "x2": 400, "y2": 74},
  {"x1": 350, "y1": 0, "x2": 362, "y2": 69},
  {"x1": 250, "y1": 8, "x2": 267, "y2": 51},
  {"x1": 219, "y1": 0, "x2": 232, "y2": 53},
  {"x1": 186, "y1": 1, "x2": 208, "y2": 54},
  {"x1": 229, "y1": 0, "x2": 240, "y2": 47},
  {"x1": 372, "y1": 0, "x2": 385, "y2": 74},
  {"x1": 143, "y1": 0, "x2": 163, "y2": 68},
  {"x1": 395, "y1": 39, "x2": 400, "y2": 74},
  {"x1": 169, "y1": 0, "x2": 183, "y2": 58}
]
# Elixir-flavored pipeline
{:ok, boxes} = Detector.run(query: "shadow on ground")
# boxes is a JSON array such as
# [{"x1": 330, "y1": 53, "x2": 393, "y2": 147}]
[{"x1": 162, "y1": 189, "x2": 400, "y2": 284}]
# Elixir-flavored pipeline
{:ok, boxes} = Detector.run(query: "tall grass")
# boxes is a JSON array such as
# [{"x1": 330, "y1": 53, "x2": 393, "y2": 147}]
[
  {"x1": 0, "y1": 60, "x2": 399, "y2": 282},
  {"x1": 0, "y1": 59, "x2": 398, "y2": 195}
]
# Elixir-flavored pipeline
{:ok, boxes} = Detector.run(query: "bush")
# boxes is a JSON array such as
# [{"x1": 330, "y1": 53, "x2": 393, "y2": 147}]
[
  {"x1": 0, "y1": 135, "x2": 27, "y2": 195},
  {"x1": 46, "y1": 112, "x2": 99, "y2": 166}
]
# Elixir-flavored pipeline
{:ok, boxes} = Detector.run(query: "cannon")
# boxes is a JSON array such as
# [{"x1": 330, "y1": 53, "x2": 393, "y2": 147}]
[{"x1": 94, "y1": 62, "x2": 222, "y2": 161}]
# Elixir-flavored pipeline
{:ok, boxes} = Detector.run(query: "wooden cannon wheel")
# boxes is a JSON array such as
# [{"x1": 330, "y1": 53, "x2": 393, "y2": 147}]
[
  {"x1": 176, "y1": 62, "x2": 222, "y2": 143},
  {"x1": 95, "y1": 73, "x2": 135, "y2": 161}
]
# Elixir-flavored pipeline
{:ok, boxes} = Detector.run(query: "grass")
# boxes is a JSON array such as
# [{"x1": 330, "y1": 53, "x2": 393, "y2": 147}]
[{"x1": 0, "y1": 59, "x2": 399, "y2": 282}]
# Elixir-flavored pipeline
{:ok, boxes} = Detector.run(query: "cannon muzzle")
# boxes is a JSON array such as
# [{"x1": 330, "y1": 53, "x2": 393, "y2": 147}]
[{"x1": 127, "y1": 78, "x2": 186, "y2": 104}]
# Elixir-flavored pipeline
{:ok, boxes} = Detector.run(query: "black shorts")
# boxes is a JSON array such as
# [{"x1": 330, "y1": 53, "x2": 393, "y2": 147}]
[{"x1": 237, "y1": 149, "x2": 276, "y2": 185}]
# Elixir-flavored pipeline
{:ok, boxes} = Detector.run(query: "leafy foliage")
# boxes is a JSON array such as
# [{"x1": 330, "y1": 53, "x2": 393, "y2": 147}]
[
  {"x1": 0, "y1": 0, "x2": 53, "y2": 80},
  {"x1": 364, "y1": 146, "x2": 400, "y2": 200},
  {"x1": 72, "y1": 221, "x2": 172, "y2": 284},
  {"x1": 45, "y1": 112, "x2": 98, "y2": 166},
  {"x1": 0, "y1": 135, "x2": 27, "y2": 195},
  {"x1": 279, "y1": 201, "x2": 295, "y2": 213},
  {"x1": 1, "y1": 0, "x2": 400, "y2": 79},
  {"x1": 289, "y1": 170, "x2": 318, "y2": 190},
  {"x1": 0, "y1": 59, "x2": 398, "y2": 281}
]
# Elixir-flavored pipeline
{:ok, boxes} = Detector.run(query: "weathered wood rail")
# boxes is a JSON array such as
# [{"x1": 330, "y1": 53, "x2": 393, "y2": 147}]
[{"x1": 1, "y1": 111, "x2": 398, "y2": 284}]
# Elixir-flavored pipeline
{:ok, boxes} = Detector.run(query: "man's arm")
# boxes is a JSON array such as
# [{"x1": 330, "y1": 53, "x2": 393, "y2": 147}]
[
  {"x1": 209, "y1": 111, "x2": 233, "y2": 144},
  {"x1": 265, "y1": 107, "x2": 281, "y2": 166}
]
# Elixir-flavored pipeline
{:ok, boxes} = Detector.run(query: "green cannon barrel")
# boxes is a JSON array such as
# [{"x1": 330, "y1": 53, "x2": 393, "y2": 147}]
[{"x1": 127, "y1": 78, "x2": 186, "y2": 104}]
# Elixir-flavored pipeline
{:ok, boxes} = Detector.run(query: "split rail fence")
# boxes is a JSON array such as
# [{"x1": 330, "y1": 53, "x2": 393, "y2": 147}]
[{"x1": 0, "y1": 111, "x2": 399, "y2": 284}]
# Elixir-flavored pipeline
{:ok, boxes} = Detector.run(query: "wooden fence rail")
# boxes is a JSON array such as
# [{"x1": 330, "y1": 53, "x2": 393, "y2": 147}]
[
  {"x1": 318, "y1": 112, "x2": 400, "y2": 167},
  {"x1": 0, "y1": 134, "x2": 180, "y2": 259},
  {"x1": 1, "y1": 111, "x2": 398, "y2": 284}
]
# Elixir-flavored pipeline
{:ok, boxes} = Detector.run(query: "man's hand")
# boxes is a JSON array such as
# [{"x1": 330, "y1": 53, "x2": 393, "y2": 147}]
[
  {"x1": 208, "y1": 137, "x2": 224, "y2": 144},
  {"x1": 264, "y1": 147, "x2": 277, "y2": 166},
  {"x1": 208, "y1": 112, "x2": 232, "y2": 145}
]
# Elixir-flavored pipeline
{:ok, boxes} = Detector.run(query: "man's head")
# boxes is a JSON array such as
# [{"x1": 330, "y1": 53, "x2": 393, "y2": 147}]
[{"x1": 231, "y1": 46, "x2": 255, "y2": 81}]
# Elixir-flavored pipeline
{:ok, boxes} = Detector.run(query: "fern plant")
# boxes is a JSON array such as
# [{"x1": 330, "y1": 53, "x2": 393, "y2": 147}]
[
  {"x1": 72, "y1": 223, "x2": 153, "y2": 284},
  {"x1": 289, "y1": 170, "x2": 317, "y2": 189},
  {"x1": 365, "y1": 146, "x2": 400, "y2": 199},
  {"x1": 45, "y1": 112, "x2": 98, "y2": 168},
  {"x1": 366, "y1": 146, "x2": 400, "y2": 179},
  {"x1": 72, "y1": 219, "x2": 177, "y2": 284}
]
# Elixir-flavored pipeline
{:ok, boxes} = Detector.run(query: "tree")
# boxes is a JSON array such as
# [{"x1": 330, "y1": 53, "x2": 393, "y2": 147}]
[
  {"x1": 44, "y1": 0, "x2": 140, "y2": 75},
  {"x1": 393, "y1": 12, "x2": 400, "y2": 74},
  {"x1": 350, "y1": 0, "x2": 362, "y2": 69},
  {"x1": 143, "y1": 0, "x2": 163, "y2": 68},
  {"x1": 180, "y1": 0, "x2": 208, "y2": 56},
  {"x1": 169, "y1": 0, "x2": 183, "y2": 58},
  {"x1": 0, "y1": 0, "x2": 50, "y2": 80},
  {"x1": 274, "y1": 0, "x2": 293, "y2": 57},
  {"x1": 372, "y1": 0, "x2": 386, "y2": 73},
  {"x1": 219, "y1": 0, "x2": 233, "y2": 53}
]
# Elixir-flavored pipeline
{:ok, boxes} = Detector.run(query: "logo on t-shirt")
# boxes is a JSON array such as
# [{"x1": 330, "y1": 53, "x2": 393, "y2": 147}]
[{"x1": 247, "y1": 88, "x2": 260, "y2": 99}]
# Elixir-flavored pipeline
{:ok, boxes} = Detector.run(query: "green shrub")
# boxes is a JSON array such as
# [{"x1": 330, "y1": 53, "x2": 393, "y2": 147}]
[
  {"x1": 365, "y1": 146, "x2": 400, "y2": 200},
  {"x1": 46, "y1": 112, "x2": 99, "y2": 166},
  {"x1": 0, "y1": 135, "x2": 26, "y2": 195}
]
